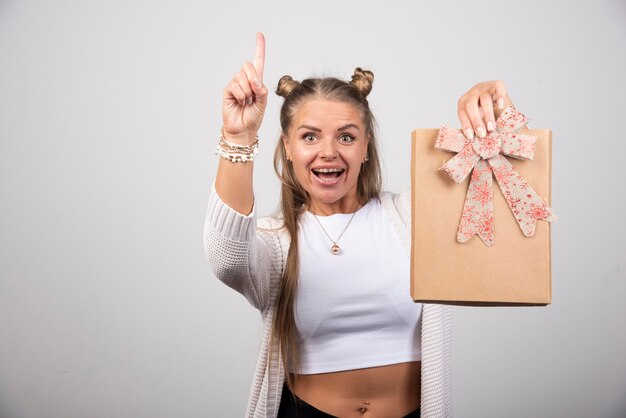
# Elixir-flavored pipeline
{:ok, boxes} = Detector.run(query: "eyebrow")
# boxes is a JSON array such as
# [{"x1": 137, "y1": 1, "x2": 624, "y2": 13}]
[{"x1": 296, "y1": 124, "x2": 360, "y2": 132}]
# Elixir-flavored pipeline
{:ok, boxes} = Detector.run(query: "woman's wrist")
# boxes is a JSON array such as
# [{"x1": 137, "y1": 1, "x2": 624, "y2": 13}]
[{"x1": 222, "y1": 128, "x2": 259, "y2": 146}]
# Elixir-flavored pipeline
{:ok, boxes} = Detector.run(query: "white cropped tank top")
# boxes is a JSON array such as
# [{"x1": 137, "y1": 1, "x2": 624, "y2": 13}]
[{"x1": 293, "y1": 197, "x2": 422, "y2": 375}]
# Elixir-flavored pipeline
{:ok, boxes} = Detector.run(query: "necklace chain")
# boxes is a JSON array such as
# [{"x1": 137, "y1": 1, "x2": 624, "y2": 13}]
[{"x1": 311, "y1": 206, "x2": 359, "y2": 255}]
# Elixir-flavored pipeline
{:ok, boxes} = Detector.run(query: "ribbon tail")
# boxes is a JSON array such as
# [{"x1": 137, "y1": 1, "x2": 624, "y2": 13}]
[
  {"x1": 488, "y1": 154, "x2": 557, "y2": 237},
  {"x1": 456, "y1": 159, "x2": 495, "y2": 246}
]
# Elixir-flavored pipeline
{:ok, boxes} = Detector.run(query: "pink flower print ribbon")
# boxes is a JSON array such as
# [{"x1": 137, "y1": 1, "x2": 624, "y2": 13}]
[{"x1": 435, "y1": 106, "x2": 557, "y2": 246}]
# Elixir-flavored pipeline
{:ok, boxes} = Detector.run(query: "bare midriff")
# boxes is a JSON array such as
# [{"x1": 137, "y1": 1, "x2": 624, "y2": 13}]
[{"x1": 290, "y1": 361, "x2": 421, "y2": 418}]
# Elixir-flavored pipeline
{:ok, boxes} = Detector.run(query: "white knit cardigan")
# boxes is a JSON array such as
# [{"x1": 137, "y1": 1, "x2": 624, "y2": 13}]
[{"x1": 203, "y1": 188, "x2": 453, "y2": 418}]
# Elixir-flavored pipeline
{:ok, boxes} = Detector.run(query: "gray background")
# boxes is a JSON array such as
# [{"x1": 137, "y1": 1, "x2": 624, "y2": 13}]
[{"x1": 1, "y1": 0, "x2": 625, "y2": 417}]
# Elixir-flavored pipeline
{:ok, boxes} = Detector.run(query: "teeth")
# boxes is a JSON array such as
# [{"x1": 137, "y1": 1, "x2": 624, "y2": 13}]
[{"x1": 313, "y1": 168, "x2": 343, "y2": 173}]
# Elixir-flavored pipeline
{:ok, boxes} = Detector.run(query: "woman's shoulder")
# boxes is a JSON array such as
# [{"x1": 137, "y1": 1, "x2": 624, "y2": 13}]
[
  {"x1": 379, "y1": 190, "x2": 411, "y2": 210},
  {"x1": 257, "y1": 211, "x2": 285, "y2": 231},
  {"x1": 256, "y1": 213, "x2": 290, "y2": 268},
  {"x1": 378, "y1": 190, "x2": 411, "y2": 230},
  {"x1": 257, "y1": 212, "x2": 291, "y2": 249}
]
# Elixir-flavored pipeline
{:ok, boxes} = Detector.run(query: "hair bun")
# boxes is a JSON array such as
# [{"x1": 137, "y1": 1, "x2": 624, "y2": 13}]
[
  {"x1": 276, "y1": 75, "x2": 300, "y2": 98},
  {"x1": 350, "y1": 67, "x2": 374, "y2": 97}
]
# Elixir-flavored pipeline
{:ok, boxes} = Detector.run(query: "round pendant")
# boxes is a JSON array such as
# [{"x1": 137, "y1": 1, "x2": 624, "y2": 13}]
[{"x1": 331, "y1": 244, "x2": 340, "y2": 255}]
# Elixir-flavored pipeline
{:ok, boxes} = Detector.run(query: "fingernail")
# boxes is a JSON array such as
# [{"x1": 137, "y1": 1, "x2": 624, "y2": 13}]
[
  {"x1": 498, "y1": 98, "x2": 504, "y2": 109},
  {"x1": 247, "y1": 97, "x2": 253, "y2": 105},
  {"x1": 254, "y1": 79, "x2": 262, "y2": 89},
  {"x1": 464, "y1": 128, "x2": 474, "y2": 139},
  {"x1": 487, "y1": 121, "x2": 494, "y2": 131},
  {"x1": 477, "y1": 127, "x2": 486, "y2": 138}
]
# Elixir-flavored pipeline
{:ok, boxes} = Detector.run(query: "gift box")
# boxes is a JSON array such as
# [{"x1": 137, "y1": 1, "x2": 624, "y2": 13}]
[{"x1": 410, "y1": 107, "x2": 555, "y2": 305}]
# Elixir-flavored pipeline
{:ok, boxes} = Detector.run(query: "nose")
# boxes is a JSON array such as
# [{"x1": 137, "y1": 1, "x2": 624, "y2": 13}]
[{"x1": 319, "y1": 138, "x2": 338, "y2": 159}]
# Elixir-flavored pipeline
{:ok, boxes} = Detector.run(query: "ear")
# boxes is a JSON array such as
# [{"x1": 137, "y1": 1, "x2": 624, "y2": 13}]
[
  {"x1": 281, "y1": 134, "x2": 292, "y2": 161},
  {"x1": 363, "y1": 133, "x2": 371, "y2": 161}
]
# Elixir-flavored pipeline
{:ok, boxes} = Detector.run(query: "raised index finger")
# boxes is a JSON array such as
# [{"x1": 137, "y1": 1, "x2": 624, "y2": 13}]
[{"x1": 253, "y1": 32, "x2": 265, "y2": 84}]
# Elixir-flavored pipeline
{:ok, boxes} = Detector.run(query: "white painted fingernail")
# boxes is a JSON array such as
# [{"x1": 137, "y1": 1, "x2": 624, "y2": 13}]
[
  {"x1": 498, "y1": 98, "x2": 504, "y2": 109},
  {"x1": 487, "y1": 121, "x2": 494, "y2": 131},
  {"x1": 477, "y1": 127, "x2": 486, "y2": 138},
  {"x1": 464, "y1": 128, "x2": 474, "y2": 139}
]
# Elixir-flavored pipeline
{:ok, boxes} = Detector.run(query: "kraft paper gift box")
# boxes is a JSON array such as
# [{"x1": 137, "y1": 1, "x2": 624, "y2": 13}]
[{"x1": 410, "y1": 106, "x2": 555, "y2": 305}]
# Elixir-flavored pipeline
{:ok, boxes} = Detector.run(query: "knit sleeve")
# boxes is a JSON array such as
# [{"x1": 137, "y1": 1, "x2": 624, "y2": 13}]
[
  {"x1": 203, "y1": 186, "x2": 275, "y2": 310},
  {"x1": 396, "y1": 191, "x2": 454, "y2": 416},
  {"x1": 394, "y1": 190, "x2": 412, "y2": 230}
]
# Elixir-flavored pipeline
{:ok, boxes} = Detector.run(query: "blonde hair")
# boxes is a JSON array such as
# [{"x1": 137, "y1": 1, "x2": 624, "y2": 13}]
[{"x1": 270, "y1": 68, "x2": 382, "y2": 392}]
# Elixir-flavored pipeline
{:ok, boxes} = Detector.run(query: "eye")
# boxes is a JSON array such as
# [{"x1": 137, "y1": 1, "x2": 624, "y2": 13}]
[
  {"x1": 302, "y1": 132, "x2": 317, "y2": 143},
  {"x1": 338, "y1": 133, "x2": 356, "y2": 144}
]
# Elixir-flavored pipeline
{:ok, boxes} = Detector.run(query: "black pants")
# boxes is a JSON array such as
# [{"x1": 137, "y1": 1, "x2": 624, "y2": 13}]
[{"x1": 277, "y1": 383, "x2": 421, "y2": 418}]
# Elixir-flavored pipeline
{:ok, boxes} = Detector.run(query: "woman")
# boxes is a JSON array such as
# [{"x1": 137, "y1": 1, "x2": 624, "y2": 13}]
[{"x1": 204, "y1": 33, "x2": 512, "y2": 418}]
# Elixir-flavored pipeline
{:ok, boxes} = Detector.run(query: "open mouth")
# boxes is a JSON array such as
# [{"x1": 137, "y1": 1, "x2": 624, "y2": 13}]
[{"x1": 311, "y1": 167, "x2": 345, "y2": 183}]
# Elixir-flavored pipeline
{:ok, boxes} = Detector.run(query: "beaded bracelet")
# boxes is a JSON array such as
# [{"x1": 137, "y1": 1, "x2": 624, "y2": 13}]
[{"x1": 215, "y1": 128, "x2": 259, "y2": 162}]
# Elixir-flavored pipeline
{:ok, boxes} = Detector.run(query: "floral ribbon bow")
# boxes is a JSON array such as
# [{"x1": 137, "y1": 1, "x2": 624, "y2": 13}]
[{"x1": 435, "y1": 106, "x2": 556, "y2": 246}]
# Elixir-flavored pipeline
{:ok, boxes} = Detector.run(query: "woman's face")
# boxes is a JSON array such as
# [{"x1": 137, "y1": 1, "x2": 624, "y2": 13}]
[{"x1": 283, "y1": 98, "x2": 369, "y2": 215}]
